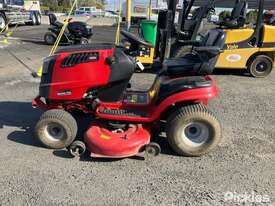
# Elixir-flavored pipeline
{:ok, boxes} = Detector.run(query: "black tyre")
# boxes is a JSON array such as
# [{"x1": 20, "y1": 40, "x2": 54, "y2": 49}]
[
  {"x1": 44, "y1": 32, "x2": 56, "y2": 45},
  {"x1": 35, "y1": 13, "x2": 42, "y2": 25},
  {"x1": 171, "y1": 46, "x2": 192, "y2": 58},
  {"x1": 35, "y1": 109, "x2": 78, "y2": 149},
  {"x1": 68, "y1": 141, "x2": 86, "y2": 157},
  {"x1": 0, "y1": 13, "x2": 7, "y2": 32},
  {"x1": 166, "y1": 104, "x2": 222, "y2": 157},
  {"x1": 248, "y1": 55, "x2": 273, "y2": 78},
  {"x1": 26, "y1": 13, "x2": 37, "y2": 25},
  {"x1": 145, "y1": 142, "x2": 161, "y2": 157},
  {"x1": 80, "y1": 37, "x2": 89, "y2": 45}
]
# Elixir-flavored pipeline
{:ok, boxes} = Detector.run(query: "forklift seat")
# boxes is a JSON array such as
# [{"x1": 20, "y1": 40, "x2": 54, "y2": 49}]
[
  {"x1": 163, "y1": 29, "x2": 226, "y2": 76},
  {"x1": 219, "y1": 0, "x2": 248, "y2": 29}
]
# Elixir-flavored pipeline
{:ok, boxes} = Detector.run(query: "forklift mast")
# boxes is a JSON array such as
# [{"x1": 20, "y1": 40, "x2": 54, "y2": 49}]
[
  {"x1": 180, "y1": 0, "x2": 194, "y2": 31},
  {"x1": 163, "y1": 0, "x2": 178, "y2": 59},
  {"x1": 254, "y1": 0, "x2": 264, "y2": 46}
]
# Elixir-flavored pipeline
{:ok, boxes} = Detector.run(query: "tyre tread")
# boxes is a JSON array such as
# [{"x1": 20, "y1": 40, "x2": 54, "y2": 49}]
[
  {"x1": 166, "y1": 104, "x2": 221, "y2": 156},
  {"x1": 35, "y1": 109, "x2": 77, "y2": 149}
]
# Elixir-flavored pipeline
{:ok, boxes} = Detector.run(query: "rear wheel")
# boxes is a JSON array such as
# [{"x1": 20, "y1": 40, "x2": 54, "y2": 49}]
[
  {"x1": 0, "y1": 13, "x2": 7, "y2": 32},
  {"x1": 35, "y1": 13, "x2": 41, "y2": 25},
  {"x1": 44, "y1": 32, "x2": 56, "y2": 45},
  {"x1": 35, "y1": 109, "x2": 78, "y2": 149},
  {"x1": 166, "y1": 104, "x2": 222, "y2": 156},
  {"x1": 26, "y1": 13, "x2": 37, "y2": 25},
  {"x1": 80, "y1": 37, "x2": 90, "y2": 45},
  {"x1": 248, "y1": 55, "x2": 273, "y2": 78}
]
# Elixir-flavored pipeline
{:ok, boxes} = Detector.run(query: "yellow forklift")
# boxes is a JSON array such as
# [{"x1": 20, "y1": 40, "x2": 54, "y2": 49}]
[
  {"x1": 177, "y1": 0, "x2": 275, "y2": 77},
  {"x1": 120, "y1": 0, "x2": 215, "y2": 65},
  {"x1": 213, "y1": 0, "x2": 275, "y2": 77}
]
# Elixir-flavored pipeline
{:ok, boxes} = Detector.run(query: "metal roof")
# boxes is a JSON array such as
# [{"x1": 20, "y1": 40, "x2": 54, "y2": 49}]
[{"x1": 194, "y1": 0, "x2": 275, "y2": 9}]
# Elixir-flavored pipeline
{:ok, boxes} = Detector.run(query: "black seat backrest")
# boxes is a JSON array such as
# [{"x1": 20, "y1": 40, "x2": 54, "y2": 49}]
[
  {"x1": 202, "y1": 29, "x2": 225, "y2": 48},
  {"x1": 220, "y1": 0, "x2": 247, "y2": 28},
  {"x1": 49, "y1": 13, "x2": 58, "y2": 25},
  {"x1": 197, "y1": 29, "x2": 226, "y2": 74}
]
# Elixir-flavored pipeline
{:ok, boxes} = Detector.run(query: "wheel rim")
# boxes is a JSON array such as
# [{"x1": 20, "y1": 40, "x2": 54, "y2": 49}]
[
  {"x1": 0, "y1": 16, "x2": 5, "y2": 30},
  {"x1": 45, "y1": 34, "x2": 55, "y2": 44},
  {"x1": 32, "y1": 15, "x2": 36, "y2": 24},
  {"x1": 255, "y1": 61, "x2": 268, "y2": 73},
  {"x1": 70, "y1": 146, "x2": 85, "y2": 156},
  {"x1": 181, "y1": 122, "x2": 210, "y2": 147},
  {"x1": 37, "y1": 15, "x2": 41, "y2": 24},
  {"x1": 81, "y1": 40, "x2": 88, "y2": 44},
  {"x1": 45, "y1": 123, "x2": 66, "y2": 142}
]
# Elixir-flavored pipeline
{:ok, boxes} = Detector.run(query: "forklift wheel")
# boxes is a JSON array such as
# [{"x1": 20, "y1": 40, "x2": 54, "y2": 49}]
[
  {"x1": 166, "y1": 104, "x2": 222, "y2": 157},
  {"x1": 145, "y1": 143, "x2": 161, "y2": 157},
  {"x1": 44, "y1": 32, "x2": 56, "y2": 45},
  {"x1": 68, "y1": 141, "x2": 86, "y2": 157},
  {"x1": 248, "y1": 55, "x2": 273, "y2": 78},
  {"x1": 35, "y1": 109, "x2": 78, "y2": 149},
  {"x1": 80, "y1": 38, "x2": 90, "y2": 45}
]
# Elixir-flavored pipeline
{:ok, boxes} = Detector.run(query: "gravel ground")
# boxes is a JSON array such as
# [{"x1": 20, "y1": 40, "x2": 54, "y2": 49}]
[{"x1": 0, "y1": 25, "x2": 274, "y2": 206}]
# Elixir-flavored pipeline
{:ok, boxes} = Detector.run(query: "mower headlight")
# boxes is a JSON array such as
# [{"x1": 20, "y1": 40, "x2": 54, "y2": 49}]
[{"x1": 42, "y1": 54, "x2": 59, "y2": 74}]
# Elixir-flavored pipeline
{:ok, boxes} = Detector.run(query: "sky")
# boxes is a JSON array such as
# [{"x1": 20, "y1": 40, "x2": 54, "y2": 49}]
[{"x1": 105, "y1": 0, "x2": 275, "y2": 11}]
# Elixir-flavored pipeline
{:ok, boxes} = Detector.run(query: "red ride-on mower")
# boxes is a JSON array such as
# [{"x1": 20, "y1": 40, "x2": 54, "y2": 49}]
[{"x1": 33, "y1": 29, "x2": 225, "y2": 159}]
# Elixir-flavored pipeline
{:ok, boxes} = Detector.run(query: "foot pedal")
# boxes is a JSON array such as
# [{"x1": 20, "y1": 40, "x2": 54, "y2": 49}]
[{"x1": 99, "y1": 109, "x2": 149, "y2": 118}]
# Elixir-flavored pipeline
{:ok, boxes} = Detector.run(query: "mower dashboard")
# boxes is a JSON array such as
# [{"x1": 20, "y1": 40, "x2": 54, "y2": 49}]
[{"x1": 121, "y1": 30, "x2": 153, "y2": 48}]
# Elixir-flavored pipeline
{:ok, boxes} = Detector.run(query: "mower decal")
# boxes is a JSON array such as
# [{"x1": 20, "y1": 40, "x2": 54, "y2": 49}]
[
  {"x1": 100, "y1": 134, "x2": 111, "y2": 140},
  {"x1": 226, "y1": 54, "x2": 242, "y2": 62}
]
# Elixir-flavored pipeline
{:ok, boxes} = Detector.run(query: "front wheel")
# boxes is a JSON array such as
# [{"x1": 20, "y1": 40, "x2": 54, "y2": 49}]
[
  {"x1": 35, "y1": 109, "x2": 78, "y2": 149},
  {"x1": 44, "y1": 32, "x2": 56, "y2": 45},
  {"x1": 248, "y1": 55, "x2": 273, "y2": 78},
  {"x1": 166, "y1": 104, "x2": 222, "y2": 157}
]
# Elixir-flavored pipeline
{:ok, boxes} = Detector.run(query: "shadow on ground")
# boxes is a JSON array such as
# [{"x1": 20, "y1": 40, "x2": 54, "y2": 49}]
[
  {"x1": 0, "y1": 101, "x2": 43, "y2": 147},
  {"x1": 213, "y1": 69, "x2": 251, "y2": 77},
  {"x1": 0, "y1": 101, "x2": 176, "y2": 160}
]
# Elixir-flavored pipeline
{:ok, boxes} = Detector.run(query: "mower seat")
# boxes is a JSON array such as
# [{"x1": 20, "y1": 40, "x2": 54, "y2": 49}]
[
  {"x1": 219, "y1": 0, "x2": 248, "y2": 29},
  {"x1": 49, "y1": 13, "x2": 64, "y2": 28},
  {"x1": 121, "y1": 30, "x2": 153, "y2": 48},
  {"x1": 163, "y1": 29, "x2": 226, "y2": 76}
]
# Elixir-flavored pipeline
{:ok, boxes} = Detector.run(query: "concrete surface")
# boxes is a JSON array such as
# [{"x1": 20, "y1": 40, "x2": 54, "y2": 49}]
[{"x1": 0, "y1": 25, "x2": 274, "y2": 206}]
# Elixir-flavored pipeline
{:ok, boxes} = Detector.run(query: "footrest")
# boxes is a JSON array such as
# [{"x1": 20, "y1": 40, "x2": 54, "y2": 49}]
[{"x1": 99, "y1": 109, "x2": 149, "y2": 118}]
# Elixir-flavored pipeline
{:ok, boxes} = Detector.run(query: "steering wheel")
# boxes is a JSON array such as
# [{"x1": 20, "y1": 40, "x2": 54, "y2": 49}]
[{"x1": 120, "y1": 30, "x2": 153, "y2": 48}]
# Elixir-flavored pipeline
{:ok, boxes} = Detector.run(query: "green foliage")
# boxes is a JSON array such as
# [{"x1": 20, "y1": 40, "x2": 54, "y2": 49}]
[
  {"x1": 219, "y1": 10, "x2": 231, "y2": 21},
  {"x1": 246, "y1": 10, "x2": 258, "y2": 24},
  {"x1": 40, "y1": 0, "x2": 105, "y2": 12}
]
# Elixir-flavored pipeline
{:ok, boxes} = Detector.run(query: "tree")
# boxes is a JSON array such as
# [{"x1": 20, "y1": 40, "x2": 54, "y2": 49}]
[
  {"x1": 219, "y1": 11, "x2": 231, "y2": 21},
  {"x1": 246, "y1": 10, "x2": 258, "y2": 24},
  {"x1": 40, "y1": 0, "x2": 106, "y2": 11}
]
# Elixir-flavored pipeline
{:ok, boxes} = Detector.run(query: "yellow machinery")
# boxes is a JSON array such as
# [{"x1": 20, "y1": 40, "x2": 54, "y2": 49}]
[
  {"x1": 120, "y1": 0, "x2": 158, "y2": 65},
  {"x1": 214, "y1": 0, "x2": 275, "y2": 77}
]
